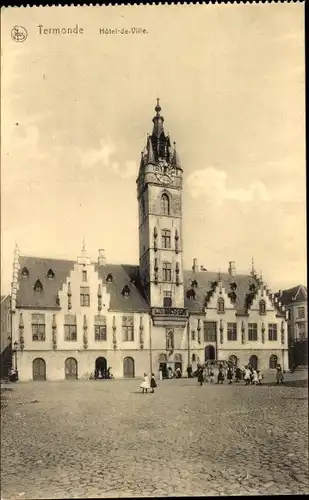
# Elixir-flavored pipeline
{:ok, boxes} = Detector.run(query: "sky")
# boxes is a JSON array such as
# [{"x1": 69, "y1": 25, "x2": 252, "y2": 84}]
[{"x1": 1, "y1": 3, "x2": 306, "y2": 295}]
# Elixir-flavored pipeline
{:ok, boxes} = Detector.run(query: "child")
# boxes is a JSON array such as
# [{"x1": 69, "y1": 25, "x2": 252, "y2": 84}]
[
  {"x1": 257, "y1": 370, "x2": 263, "y2": 385},
  {"x1": 140, "y1": 373, "x2": 151, "y2": 393},
  {"x1": 150, "y1": 373, "x2": 157, "y2": 393},
  {"x1": 252, "y1": 369, "x2": 259, "y2": 385},
  {"x1": 210, "y1": 370, "x2": 215, "y2": 384},
  {"x1": 217, "y1": 367, "x2": 225, "y2": 384}
]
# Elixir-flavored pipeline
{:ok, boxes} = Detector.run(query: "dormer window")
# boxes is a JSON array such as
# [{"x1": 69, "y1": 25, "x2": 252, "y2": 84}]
[
  {"x1": 47, "y1": 268, "x2": 55, "y2": 279},
  {"x1": 249, "y1": 283, "x2": 256, "y2": 292},
  {"x1": 259, "y1": 299, "x2": 266, "y2": 315},
  {"x1": 187, "y1": 288, "x2": 196, "y2": 300},
  {"x1": 21, "y1": 267, "x2": 29, "y2": 277},
  {"x1": 217, "y1": 297, "x2": 225, "y2": 313},
  {"x1": 106, "y1": 273, "x2": 113, "y2": 283},
  {"x1": 122, "y1": 285, "x2": 130, "y2": 298},
  {"x1": 230, "y1": 282, "x2": 237, "y2": 291},
  {"x1": 34, "y1": 279, "x2": 43, "y2": 292},
  {"x1": 211, "y1": 280, "x2": 218, "y2": 290},
  {"x1": 191, "y1": 279, "x2": 198, "y2": 288}
]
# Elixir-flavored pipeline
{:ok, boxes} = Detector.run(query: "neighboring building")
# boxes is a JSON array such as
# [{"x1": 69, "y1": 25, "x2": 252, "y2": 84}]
[
  {"x1": 10, "y1": 102, "x2": 289, "y2": 381},
  {"x1": 274, "y1": 285, "x2": 307, "y2": 367},
  {"x1": 0, "y1": 295, "x2": 12, "y2": 379}
]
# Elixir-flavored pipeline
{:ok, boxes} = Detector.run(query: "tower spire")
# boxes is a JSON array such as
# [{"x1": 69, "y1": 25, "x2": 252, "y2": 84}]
[{"x1": 152, "y1": 98, "x2": 165, "y2": 138}]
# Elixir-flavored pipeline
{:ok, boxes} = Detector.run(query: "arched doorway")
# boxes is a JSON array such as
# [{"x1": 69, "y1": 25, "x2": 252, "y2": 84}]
[
  {"x1": 249, "y1": 355, "x2": 258, "y2": 370},
  {"x1": 33, "y1": 358, "x2": 46, "y2": 381},
  {"x1": 175, "y1": 353, "x2": 182, "y2": 374},
  {"x1": 95, "y1": 357, "x2": 107, "y2": 378},
  {"x1": 65, "y1": 358, "x2": 78, "y2": 380},
  {"x1": 205, "y1": 345, "x2": 216, "y2": 361},
  {"x1": 158, "y1": 353, "x2": 168, "y2": 379},
  {"x1": 123, "y1": 357, "x2": 135, "y2": 378},
  {"x1": 229, "y1": 355, "x2": 238, "y2": 366}
]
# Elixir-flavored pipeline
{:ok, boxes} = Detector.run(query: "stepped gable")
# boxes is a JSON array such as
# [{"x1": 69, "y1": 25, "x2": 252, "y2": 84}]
[
  {"x1": 183, "y1": 270, "x2": 258, "y2": 314},
  {"x1": 16, "y1": 256, "x2": 149, "y2": 312}
]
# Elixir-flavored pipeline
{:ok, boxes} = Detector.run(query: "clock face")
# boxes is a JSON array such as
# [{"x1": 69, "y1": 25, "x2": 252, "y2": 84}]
[{"x1": 155, "y1": 160, "x2": 174, "y2": 184}]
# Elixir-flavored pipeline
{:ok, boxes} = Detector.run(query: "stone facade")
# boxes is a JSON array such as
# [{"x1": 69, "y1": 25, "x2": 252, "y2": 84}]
[{"x1": 10, "y1": 102, "x2": 289, "y2": 381}]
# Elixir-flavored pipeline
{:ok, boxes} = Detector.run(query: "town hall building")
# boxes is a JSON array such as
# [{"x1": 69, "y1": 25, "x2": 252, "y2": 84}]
[{"x1": 10, "y1": 101, "x2": 289, "y2": 381}]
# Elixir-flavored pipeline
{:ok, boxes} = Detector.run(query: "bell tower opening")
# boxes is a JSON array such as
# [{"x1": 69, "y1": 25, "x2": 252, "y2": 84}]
[{"x1": 136, "y1": 100, "x2": 185, "y2": 311}]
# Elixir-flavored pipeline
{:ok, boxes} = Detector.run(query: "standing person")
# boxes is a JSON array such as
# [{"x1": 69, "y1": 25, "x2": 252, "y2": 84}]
[
  {"x1": 187, "y1": 364, "x2": 192, "y2": 378},
  {"x1": 227, "y1": 367, "x2": 233, "y2": 385},
  {"x1": 140, "y1": 373, "x2": 151, "y2": 394},
  {"x1": 235, "y1": 366, "x2": 242, "y2": 383},
  {"x1": 276, "y1": 365, "x2": 284, "y2": 385},
  {"x1": 150, "y1": 373, "x2": 157, "y2": 393},
  {"x1": 257, "y1": 370, "x2": 263, "y2": 385},
  {"x1": 252, "y1": 369, "x2": 259, "y2": 385},
  {"x1": 244, "y1": 365, "x2": 251, "y2": 386},
  {"x1": 217, "y1": 365, "x2": 225, "y2": 384},
  {"x1": 197, "y1": 367, "x2": 204, "y2": 386}
]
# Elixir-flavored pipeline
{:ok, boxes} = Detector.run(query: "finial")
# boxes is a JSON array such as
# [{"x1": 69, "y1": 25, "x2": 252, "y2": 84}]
[
  {"x1": 260, "y1": 270, "x2": 263, "y2": 282},
  {"x1": 251, "y1": 257, "x2": 256, "y2": 275},
  {"x1": 218, "y1": 269, "x2": 222, "y2": 281},
  {"x1": 155, "y1": 97, "x2": 161, "y2": 116},
  {"x1": 81, "y1": 237, "x2": 86, "y2": 255},
  {"x1": 173, "y1": 141, "x2": 176, "y2": 151}
]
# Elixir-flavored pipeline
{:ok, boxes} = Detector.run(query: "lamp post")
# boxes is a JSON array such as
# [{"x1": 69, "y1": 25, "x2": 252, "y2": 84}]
[{"x1": 13, "y1": 341, "x2": 18, "y2": 370}]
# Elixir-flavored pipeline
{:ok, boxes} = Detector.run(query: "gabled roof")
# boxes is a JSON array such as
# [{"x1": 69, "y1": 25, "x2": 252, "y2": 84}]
[
  {"x1": 17, "y1": 257, "x2": 76, "y2": 309},
  {"x1": 274, "y1": 285, "x2": 307, "y2": 306},
  {"x1": 183, "y1": 270, "x2": 259, "y2": 315},
  {"x1": 16, "y1": 257, "x2": 149, "y2": 312},
  {"x1": 15, "y1": 255, "x2": 284, "y2": 316}
]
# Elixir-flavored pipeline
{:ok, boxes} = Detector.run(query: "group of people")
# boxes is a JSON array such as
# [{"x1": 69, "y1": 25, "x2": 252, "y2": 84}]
[
  {"x1": 92, "y1": 367, "x2": 114, "y2": 380},
  {"x1": 140, "y1": 373, "x2": 157, "y2": 394},
  {"x1": 195, "y1": 363, "x2": 285, "y2": 386}
]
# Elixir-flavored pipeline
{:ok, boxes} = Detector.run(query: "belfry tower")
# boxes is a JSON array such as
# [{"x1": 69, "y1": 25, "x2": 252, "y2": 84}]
[{"x1": 137, "y1": 100, "x2": 185, "y2": 312}]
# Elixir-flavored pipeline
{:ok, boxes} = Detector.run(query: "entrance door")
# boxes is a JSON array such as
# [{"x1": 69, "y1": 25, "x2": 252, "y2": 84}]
[
  {"x1": 159, "y1": 362, "x2": 168, "y2": 378},
  {"x1": 249, "y1": 355, "x2": 258, "y2": 370},
  {"x1": 65, "y1": 358, "x2": 78, "y2": 380},
  {"x1": 205, "y1": 345, "x2": 216, "y2": 361},
  {"x1": 175, "y1": 362, "x2": 182, "y2": 373},
  {"x1": 33, "y1": 358, "x2": 46, "y2": 381},
  {"x1": 123, "y1": 357, "x2": 135, "y2": 378},
  {"x1": 95, "y1": 357, "x2": 107, "y2": 378}
]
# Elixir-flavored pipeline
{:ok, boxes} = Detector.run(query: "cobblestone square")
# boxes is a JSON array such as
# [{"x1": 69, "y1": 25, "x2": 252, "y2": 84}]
[{"x1": 1, "y1": 373, "x2": 308, "y2": 498}]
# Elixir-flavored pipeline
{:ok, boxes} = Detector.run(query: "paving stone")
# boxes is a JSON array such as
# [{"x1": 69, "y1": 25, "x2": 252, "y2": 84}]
[{"x1": 1, "y1": 378, "x2": 308, "y2": 498}]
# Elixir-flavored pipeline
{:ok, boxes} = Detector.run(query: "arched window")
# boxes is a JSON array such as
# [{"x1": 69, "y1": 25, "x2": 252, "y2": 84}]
[
  {"x1": 217, "y1": 297, "x2": 225, "y2": 313},
  {"x1": 269, "y1": 354, "x2": 278, "y2": 369},
  {"x1": 161, "y1": 193, "x2": 170, "y2": 215},
  {"x1": 259, "y1": 300, "x2": 266, "y2": 315}
]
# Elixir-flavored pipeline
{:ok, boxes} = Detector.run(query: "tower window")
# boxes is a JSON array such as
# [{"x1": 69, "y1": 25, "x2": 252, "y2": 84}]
[
  {"x1": 106, "y1": 273, "x2": 113, "y2": 283},
  {"x1": 122, "y1": 285, "x2": 130, "y2": 297},
  {"x1": 161, "y1": 194, "x2": 170, "y2": 215},
  {"x1": 162, "y1": 262, "x2": 172, "y2": 281},
  {"x1": 161, "y1": 229, "x2": 171, "y2": 249},
  {"x1": 163, "y1": 291, "x2": 172, "y2": 308},
  {"x1": 82, "y1": 270, "x2": 87, "y2": 282}
]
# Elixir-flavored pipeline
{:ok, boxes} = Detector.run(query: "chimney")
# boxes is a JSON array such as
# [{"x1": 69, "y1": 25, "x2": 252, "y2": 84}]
[
  {"x1": 228, "y1": 261, "x2": 236, "y2": 278},
  {"x1": 98, "y1": 249, "x2": 106, "y2": 266},
  {"x1": 192, "y1": 258, "x2": 198, "y2": 273}
]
